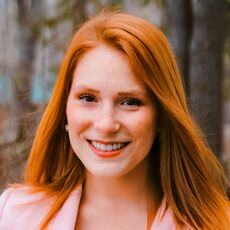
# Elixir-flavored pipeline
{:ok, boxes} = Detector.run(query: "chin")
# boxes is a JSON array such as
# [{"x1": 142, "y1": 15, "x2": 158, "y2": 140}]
[{"x1": 86, "y1": 165, "x2": 129, "y2": 179}]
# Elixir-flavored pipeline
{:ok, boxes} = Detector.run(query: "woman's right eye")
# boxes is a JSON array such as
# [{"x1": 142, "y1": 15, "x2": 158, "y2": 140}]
[{"x1": 79, "y1": 94, "x2": 96, "y2": 102}]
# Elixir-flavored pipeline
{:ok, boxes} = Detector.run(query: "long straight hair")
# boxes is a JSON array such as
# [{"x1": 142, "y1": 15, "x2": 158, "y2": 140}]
[{"x1": 23, "y1": 10, "x2": 229, "y2": 229}]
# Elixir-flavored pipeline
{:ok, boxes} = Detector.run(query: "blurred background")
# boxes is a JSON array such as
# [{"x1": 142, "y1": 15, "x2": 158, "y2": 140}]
[{"x1": 0, "y1": 0, "x2": 230, "y2": 191}]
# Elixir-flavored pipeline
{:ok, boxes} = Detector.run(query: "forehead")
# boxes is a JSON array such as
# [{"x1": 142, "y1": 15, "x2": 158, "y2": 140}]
[{"x1": 72, "y1": 45, "x2": 148, "y2": 91}]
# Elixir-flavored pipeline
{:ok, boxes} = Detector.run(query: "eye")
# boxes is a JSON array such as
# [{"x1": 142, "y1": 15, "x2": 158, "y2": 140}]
[
  {"x1": 79, "y1": 94, "x2": 96, "y2": 102},
  {"x1": 121, "y1": 98, "x2": 142, "y2": 107}
]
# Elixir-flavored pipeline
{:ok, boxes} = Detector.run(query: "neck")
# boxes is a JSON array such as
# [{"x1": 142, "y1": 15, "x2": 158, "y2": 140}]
[{"x1": 83, "y1": 157, "x2": 150, "y2": 208}]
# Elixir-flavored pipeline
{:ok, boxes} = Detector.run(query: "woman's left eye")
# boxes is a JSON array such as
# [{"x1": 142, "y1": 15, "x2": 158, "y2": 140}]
[{"x1": 121, "y1": 98, "x2": 142, "y2": 107}]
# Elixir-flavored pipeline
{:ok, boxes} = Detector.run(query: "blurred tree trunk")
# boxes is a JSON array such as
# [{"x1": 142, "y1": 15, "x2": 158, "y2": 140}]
[
  {"x1": 12, "y1": 0, "x2": 87, "y2": 141},
  {"x1": 166, "y1": 0, "x2": 227, "y2": 158},
  {"x1": 165, "y1": 0, "x2": 193, "y2": 95},
  {"x1": 190, "y1": 0, "x2": 226, "y2": 157},
  {"x1": 14, "y1": 0, "x2": 42, "y2": 141}
]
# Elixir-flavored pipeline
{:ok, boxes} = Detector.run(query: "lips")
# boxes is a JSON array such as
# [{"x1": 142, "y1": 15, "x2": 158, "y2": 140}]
[{"x1": 87, "y1": 140, "x2": 130, "y2": 157}]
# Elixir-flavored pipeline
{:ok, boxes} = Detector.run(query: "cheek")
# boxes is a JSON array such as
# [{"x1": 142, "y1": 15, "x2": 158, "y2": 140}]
[
  {"x1": 132, "y1": 109, "x2": 158, "y2": 159},
  {"x1": 145, "y1": 112, "x2": 158, "y2": 138},
  {"x1": 66, "y1": 99, "x2": 75, "y2": 124},
  {"x1": 66, "y1": 101, "x2": 90, "y2": 134},
  {"x1": 127, "y1": 109, "x2": 158, "y2": 139},
  {"x1": 66, "y1": 107, "x2": 89, "y2": 155}
]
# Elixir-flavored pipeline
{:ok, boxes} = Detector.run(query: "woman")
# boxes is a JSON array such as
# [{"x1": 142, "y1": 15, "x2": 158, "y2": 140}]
[{"x1": 0, "y1": 10, "x2": 229, "y2": 230}]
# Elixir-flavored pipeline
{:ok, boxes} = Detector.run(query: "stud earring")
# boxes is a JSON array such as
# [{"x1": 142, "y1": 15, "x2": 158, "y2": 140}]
[{"x1": 65, "y1": 124, "x2": 69, "y2": 132}]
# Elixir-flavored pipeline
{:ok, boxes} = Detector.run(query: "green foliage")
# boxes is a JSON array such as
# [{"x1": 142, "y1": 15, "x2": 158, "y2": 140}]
[
  {"x1": 58, "y1": 0, "x2": 76, "y2": 13},
  {"x1": 225, "y1": 40, "x2": 230, "y2": 57},
  {"x1": 49, "y1": 64, "x2": 60, "y2": 75},
  {"x1": 28, "y1": 0, "x2": 76, "y2": 42},
  {"x1": 142, "y1": 0, "x2": 165, "y2": 7},
  {"x1": 224, "y1": 78, "x2": 230, "y2": 101},
  {"x1": 109, "y1": 0, "x2": 123, "y2": 5},
  {"x1": 142, "y1": 0, "x2": 150, "y2": 6},
  {"x1": 30, "y1": 21, "x2": 43, "y2": 39},
  {"x1": 225, "y1": 1, "x2": 230, "y2": 57},
  {"x1": 224, "y1": 78, "x2": 230, "y2": 100},
  {"x1": 101, "y1": 0, "x2": 123, "y2": 9}
]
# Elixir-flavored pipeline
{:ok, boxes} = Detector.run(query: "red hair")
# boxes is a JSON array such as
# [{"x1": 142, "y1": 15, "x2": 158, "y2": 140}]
[{"x1": 23, "y1": 10, "x2": 229, "y2": 229}]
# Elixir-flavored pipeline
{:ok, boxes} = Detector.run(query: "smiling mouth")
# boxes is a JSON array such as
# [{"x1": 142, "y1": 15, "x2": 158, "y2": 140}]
[{"x1": 87, "y1": 140, "x2": 130, "y2": 152}]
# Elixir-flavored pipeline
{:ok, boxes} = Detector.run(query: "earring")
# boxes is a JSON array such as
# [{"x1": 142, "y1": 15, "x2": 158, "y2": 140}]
[{"x1": 65, "y1": 124, "x2": 69, "y2": 132}]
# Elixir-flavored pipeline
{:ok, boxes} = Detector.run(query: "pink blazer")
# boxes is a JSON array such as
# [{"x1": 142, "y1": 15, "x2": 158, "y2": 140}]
[{"x1": 0, "y1": 185, "x2": 186, "y2": 230}]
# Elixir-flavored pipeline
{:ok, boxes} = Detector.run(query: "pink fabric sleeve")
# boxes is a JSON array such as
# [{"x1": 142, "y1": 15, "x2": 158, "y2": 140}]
[
  {"x1": 0, "y1": 187, "x2": 52, "y2": 230},
  {"x1": 0, "y1": 189, "x2": 12, "y2": 220}
]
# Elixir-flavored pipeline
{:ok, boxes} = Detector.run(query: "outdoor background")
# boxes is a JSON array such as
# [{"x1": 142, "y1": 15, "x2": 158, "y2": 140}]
[{"x1": 0, "y1": 0, "x2": 230, "y2": 191}]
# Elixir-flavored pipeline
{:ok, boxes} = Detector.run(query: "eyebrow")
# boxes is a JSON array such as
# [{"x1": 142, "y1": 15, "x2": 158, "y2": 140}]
[
  {"x1": 72, "y1": 85, "x2": 100, "y2": 94},
  {"x1": 73, "y1": 85, "x2": 147, "y2": 97},
  {"x1": 117, "y1": 90, "x2": 147, "y2": 97}
]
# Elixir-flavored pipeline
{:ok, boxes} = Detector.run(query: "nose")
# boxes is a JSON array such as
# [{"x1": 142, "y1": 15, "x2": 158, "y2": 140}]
[{"x1": 93, "y1": 103, "x2": 120, "y2": 134}]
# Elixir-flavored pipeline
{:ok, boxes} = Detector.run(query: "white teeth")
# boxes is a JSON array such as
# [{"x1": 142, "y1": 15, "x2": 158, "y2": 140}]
[
  {"x1": 106, "y1": 145, "x2": 113, "y2": 151},
  {"x1": 100, "y1": 144, "x2": 106, "y2": 151},
  {"x1": 91, "y1": 141, "x2": 127, "y2": 151}
]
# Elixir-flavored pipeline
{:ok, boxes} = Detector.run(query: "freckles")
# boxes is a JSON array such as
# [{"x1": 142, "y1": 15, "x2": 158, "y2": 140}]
[
  {"x1": 140, "y1": 110, "x2": 156, "y2": 125},
  {"x1": 71, "y1": 111, "x2": 92, "y2": 130},
  {"x1": 138, "y1": 114, "x2": 157, "y2": 137},
  {"x1": 66, "y1": 101, "x2": 75, "y2": 119}
]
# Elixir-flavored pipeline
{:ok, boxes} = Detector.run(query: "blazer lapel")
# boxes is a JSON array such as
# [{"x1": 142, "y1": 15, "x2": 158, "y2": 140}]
[
  {"x1": 47, "y1": 185, "x2": 82, "y2": 230},
  {"x1": 150, "y1": 199, "x2": 177, "y2": 230},
  {"x1": 46, "y1": 186, "x2": 178, "y2": 230}
]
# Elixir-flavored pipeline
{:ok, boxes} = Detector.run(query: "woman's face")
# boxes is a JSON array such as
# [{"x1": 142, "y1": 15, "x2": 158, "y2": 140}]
[{"x1": 66, "y1": 45, "x2": 158, "y2": 178}]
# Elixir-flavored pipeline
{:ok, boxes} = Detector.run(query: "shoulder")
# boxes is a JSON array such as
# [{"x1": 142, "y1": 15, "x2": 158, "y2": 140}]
[
  {"x1": 0, "y1": 185, "x2": 83, "y2": 230},
  {"x1": 0, "y1": 186, "x2": 53, "y2": 230}
]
